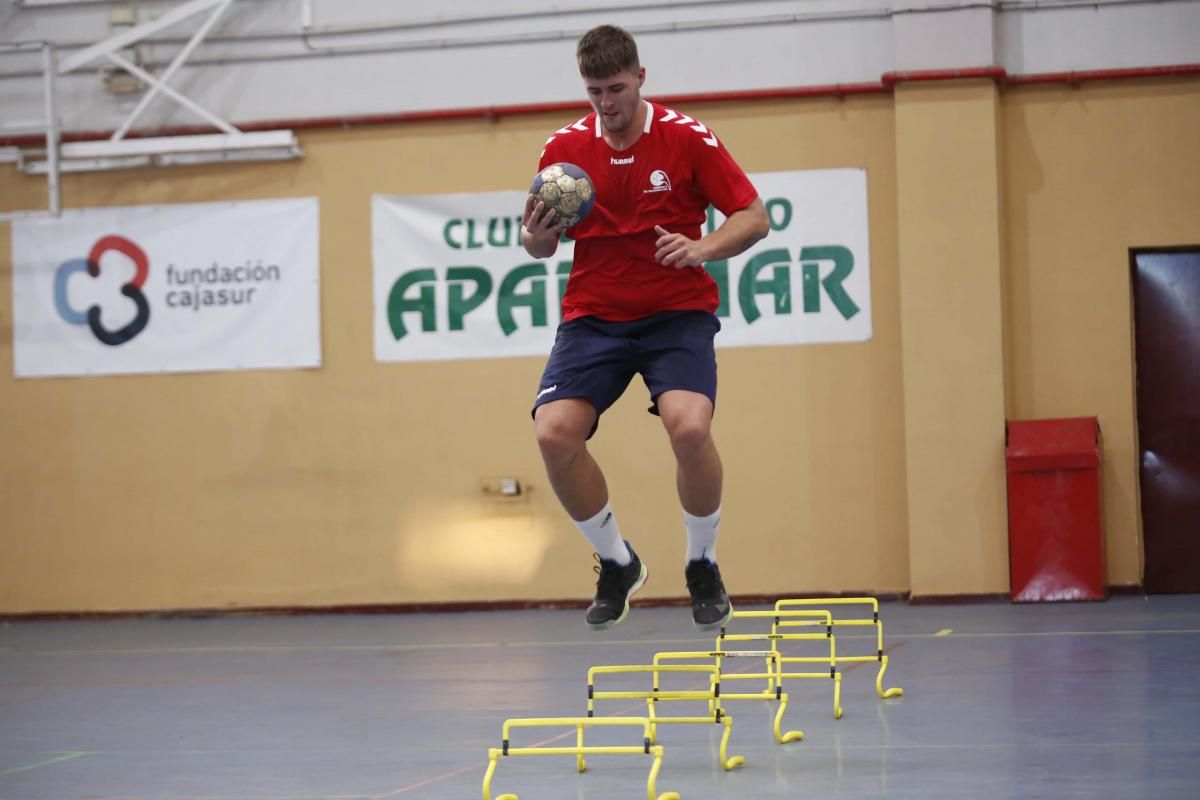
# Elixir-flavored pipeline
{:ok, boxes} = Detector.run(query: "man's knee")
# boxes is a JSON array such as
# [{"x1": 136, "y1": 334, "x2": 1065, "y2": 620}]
[
  {"x1": 659, "y1": 391, "x2": 714, "y2": 456},
  {"x1": 534, "y1": 401, "x2": 594, "y2": 461},
  {"x1": 665, "y1": 413, "x2": 712, "y2": 457}
]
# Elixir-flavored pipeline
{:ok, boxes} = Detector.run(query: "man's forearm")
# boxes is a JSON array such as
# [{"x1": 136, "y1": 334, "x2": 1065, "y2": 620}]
[{"x1": 700, "y1": 198, "x2": 769, "y2": 262}]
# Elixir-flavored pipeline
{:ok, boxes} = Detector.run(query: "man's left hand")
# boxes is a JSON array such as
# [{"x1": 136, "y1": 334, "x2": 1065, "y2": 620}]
[{"x1": 654, "y1": 225, "x2": 708, "y2": 268}]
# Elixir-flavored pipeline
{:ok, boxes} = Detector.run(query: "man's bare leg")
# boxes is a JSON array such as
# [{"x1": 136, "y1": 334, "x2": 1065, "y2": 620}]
[
  {"x1": 535, "y1": 397, "x2": 646, "y2": 629},
  {"x1": 533, "y1": 398, "x2": 608, "y2": 520},
  {"x1": 657, "y1": 389, "x2": 723, "y2": 518},
  {"x1": 657, "y1": 389, "x2": 732, "y2": 629}
]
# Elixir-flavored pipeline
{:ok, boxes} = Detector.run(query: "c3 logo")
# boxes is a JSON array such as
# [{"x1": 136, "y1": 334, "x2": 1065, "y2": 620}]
[{"x1": 54, "y1": 235, "x2": 151, "y2": 346}]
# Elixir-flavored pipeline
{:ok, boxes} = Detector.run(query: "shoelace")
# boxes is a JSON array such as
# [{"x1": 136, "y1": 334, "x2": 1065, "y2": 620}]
[
  {"x1": 686, "y1": 562, "x2": 722, "y2": 598},
  {"x1": 593, "y1": 553, "x2": 629, "y2": 598}
]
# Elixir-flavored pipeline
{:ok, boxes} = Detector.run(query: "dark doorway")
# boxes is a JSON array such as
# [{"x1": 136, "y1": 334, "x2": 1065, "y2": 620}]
[{"x1": 1131, "y1": 247, "x2": 1200, "y2": 593}]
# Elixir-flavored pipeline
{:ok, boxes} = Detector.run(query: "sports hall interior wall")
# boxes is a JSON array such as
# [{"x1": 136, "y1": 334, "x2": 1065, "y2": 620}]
[
  {"x1": 1000, "y1": 77, "x2": 1200, "y2": 586},
  {"x1": 1, "y1": 77, "x2": 1197, "y2": 613}
]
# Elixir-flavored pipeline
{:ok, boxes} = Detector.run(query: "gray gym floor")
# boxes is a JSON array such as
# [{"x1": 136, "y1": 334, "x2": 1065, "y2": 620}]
[{"x1": 2, "y1": 595, "x2": 1198, "y2": 799}]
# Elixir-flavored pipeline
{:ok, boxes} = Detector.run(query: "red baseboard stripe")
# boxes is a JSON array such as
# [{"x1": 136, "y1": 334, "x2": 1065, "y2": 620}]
[
  {"x1": 0, "y1": 591, "x2": 909, "y2": 621},
  {"x1": 907, "y1": 592, "x2": 1011, "y2": 605},
  {"x1": 0, "y1": 586, "x2": 1147, "y2": 621}
]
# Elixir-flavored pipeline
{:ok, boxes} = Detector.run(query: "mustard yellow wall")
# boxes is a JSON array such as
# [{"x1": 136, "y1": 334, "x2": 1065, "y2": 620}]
[
  {"x1": 1001, "y1": 79, "x2": 1200, "y2": 587},
  {"x1": 0, "y1": 95, "x2": 908, "y2": 613},
  {"x1": 2, "y1": 78, "x2": 1195, "y2": 613},
  {"x1": 895, "y1": 81, "x2": 1010, "y2": 596}
]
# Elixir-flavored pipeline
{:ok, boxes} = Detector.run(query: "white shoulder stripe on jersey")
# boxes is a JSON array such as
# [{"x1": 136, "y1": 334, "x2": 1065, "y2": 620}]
[
  {"x1": 658, "y1": 106, "x2": 718, "y2": 148},
  {"x1": 547, "y1": 115, "x2": 590, "y2": 149}
]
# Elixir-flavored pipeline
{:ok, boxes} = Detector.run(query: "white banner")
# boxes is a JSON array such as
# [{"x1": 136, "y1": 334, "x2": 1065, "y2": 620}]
[
  {"x1": 373, "y1": 169, "x2": 871, "y2": 362},
  {"x1": 11, "y1": 198, "x2": 321, "y2": 377}
]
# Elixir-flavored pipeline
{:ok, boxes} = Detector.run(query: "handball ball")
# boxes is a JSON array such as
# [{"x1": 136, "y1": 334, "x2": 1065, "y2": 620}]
[{"x1": 529, "y1": 162, "x2": 596, "y2": 227}]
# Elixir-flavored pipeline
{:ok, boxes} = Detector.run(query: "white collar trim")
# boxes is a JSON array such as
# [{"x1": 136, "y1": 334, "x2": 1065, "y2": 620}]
[{"x1": 594, "y1": 100, "x2": 654, "y2": 137}]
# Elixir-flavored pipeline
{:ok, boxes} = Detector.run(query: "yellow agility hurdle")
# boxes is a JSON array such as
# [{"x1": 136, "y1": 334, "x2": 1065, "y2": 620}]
[
  {"x1": 717, "y1": 628, "x2": 844, "y2": 721},
  {"x1": 773, "y1": 598, "x2": 904, "y2": 699},
  {"x1": 723, "y1": 609, "x2": 837, "y2": 697},
  {"x1": 651, "y1": 649, "x2": 804, "y2": 744},
  {"x1": 587, "y1": 664, "x2": 745, "y2": 771},
  {"x1": 647, "y1": 610, "x2": 840, "y2": 743},
  {"x1": 483, "y1": 717, "x2": 679, "y2": 800}
]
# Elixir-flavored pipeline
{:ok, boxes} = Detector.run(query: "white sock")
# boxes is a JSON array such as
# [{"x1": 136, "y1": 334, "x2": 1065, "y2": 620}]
[
  {"x1": 684, "y1": 506, "x2": 721, "y2": 563},
  {"x1": 574, "y1": 501, "x2": 631, "y2": 565}
]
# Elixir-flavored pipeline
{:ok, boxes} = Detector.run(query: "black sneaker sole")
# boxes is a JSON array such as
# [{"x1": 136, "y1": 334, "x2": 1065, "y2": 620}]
[
  {"x1": 586, "y1": 563, "x2": 648, "y2": 632},
  {"x1": 692, "y1": 600, "x2": 734, "y2": 631}
]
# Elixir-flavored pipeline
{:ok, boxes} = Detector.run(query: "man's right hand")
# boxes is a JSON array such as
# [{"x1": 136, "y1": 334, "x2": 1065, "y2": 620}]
[{"x1": 522, "y1": 195, "x2": 564, "y2": 258}]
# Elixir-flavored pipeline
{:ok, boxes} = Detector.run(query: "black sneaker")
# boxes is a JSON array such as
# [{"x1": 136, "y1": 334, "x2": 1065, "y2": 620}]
[
  {"x1": 685, "y1": 558, "x2": 733, "y2": 630},
  {"x1": 585, "y1": 542, "x2": 647, "y2": 631}
]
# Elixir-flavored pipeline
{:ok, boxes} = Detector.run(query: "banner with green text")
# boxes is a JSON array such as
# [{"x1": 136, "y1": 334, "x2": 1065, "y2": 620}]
[{"x1": 373, "y1": 169, "x2": 870, "y2": 362}]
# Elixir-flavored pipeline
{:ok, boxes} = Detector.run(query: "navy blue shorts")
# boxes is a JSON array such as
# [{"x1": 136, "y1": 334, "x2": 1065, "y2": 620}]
[{"x1": 531, "y1": 310, "x2": 721, "y2": 437}]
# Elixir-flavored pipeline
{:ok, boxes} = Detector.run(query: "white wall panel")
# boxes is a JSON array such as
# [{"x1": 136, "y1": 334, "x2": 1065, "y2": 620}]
[
  {"x1": 893, "y1": 6, "x2": 996, "y2": 71},
  {"x1": 998, "y1": 2, "x2": 1200, "y2": 74},
  {"x1": 1, "y1": 0, "x2": 1198, "y2": 135}
]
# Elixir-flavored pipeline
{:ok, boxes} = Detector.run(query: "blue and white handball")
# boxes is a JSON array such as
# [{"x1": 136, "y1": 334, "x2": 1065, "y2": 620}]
[{"x1": 529, "y1": 162, "x2": 596, "y2": 226}]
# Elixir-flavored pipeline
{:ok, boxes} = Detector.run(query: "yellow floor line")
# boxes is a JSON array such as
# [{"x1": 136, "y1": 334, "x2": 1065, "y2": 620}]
[
  {"x1": 923, "y1": 628, "x2": 1200, "y2": 639},
  {"x1": 0, "y1": 751, "x2": 92, "y2": 776},
  {"x1": 20, "y1": 627, "x2": 1200, "y2": 657}
]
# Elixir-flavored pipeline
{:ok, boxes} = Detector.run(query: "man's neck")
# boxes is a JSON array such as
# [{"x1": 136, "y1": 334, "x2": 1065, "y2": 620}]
[{"x1": 602, "y1": 100, "x2": 648, "y2": 151}]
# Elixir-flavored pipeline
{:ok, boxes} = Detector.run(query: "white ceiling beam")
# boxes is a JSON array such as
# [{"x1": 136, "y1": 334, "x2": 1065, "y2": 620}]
[
  {"x1": 60, "y1": 130, "x2": 298, "y2": 159},
  {"x1": 16, "y1": 1, "x2": 115, "y2": 7},
  {"x1": 112, "y1": 0, "x2": 235, "y2": 139},
  {"x1": 19, "y1": 130, "x2": 301, "y2": 174},
  {"x1": 104, "y1": 50, "x2": 238, "y2": 135},
  {"x1": 58, "y1": 0, "x2": 230, "y2": 74}
]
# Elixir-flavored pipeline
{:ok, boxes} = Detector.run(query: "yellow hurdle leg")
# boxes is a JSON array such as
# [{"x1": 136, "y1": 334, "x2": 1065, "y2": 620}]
[
  {"x1": 833, "y1": 672, "x2": 844, "y2": 719},
  {"x1": 719, "y1": 715, "x2": 746, "y2": 770},
  {"x1": 576, "y1": 724, "x2": 586, "y2": 773},
  {"x1": 483, "y1": 749, "x2": 519, "y2": 800},
  {"x1": 482, "y1": 750, "x2": 497, "y2": 800},
  {"x1": 876, "y1": 654, "x2": 905, "y2": 698},
  {"x1": 773, "y1": 693, "x2": 804, "y2": 743},
  {"x1": 647, "y1": 745, "x2": 681, "y2": 800}
]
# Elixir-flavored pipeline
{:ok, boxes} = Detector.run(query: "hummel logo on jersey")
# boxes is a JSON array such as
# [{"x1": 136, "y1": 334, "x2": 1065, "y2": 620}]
[
  {"x1": 644, "y1": 169, "x2": 672, "y2": 193},
  {"x1": 536, "y1": 384, "x2": 558, "y2": 400},
  {"x1": 611, "y1": 155, "x2": 635, "y2": 165}
]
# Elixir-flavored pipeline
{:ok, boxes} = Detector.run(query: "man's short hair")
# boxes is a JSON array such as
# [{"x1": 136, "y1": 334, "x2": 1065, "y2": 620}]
[{"x1": 577, "y1": 25, "x2": 640, "y2": 79}]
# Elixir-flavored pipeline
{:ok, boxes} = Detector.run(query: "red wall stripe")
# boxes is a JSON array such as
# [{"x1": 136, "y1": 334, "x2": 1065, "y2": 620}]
[{"x1": 1, "y1": 64, "x2": 1197, "y2": 148}]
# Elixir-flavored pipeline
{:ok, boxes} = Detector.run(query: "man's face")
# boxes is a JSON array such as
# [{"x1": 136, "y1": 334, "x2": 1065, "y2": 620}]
[{"x1": 584, "y1": 67, "x2": 645, "y2": 135}]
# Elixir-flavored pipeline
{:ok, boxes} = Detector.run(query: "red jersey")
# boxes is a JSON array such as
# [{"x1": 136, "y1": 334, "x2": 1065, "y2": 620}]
[{"x1": 539, "y1": 101, "x2": 758, "y2": 322}]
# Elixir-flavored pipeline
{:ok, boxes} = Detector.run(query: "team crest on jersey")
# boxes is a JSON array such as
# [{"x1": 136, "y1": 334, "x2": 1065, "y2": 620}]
[{"x1": 644, "y1": 169, "x2": 672, "y2": 194}]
